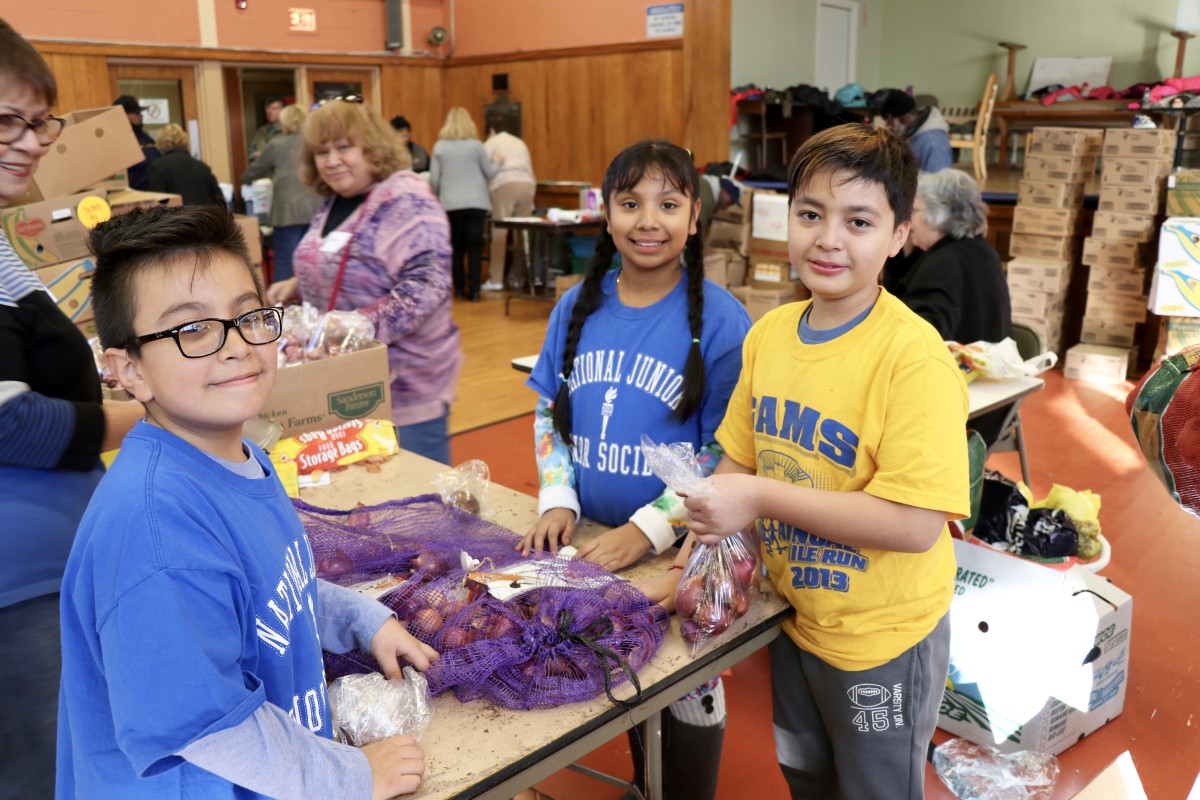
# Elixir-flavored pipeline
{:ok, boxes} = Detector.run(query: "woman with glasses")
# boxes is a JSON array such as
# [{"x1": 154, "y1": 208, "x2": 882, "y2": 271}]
[
  {"x1": 0, "y1": 18, "x2": 141, "y2": 799},
  {"x1": 266, "y1": 101, "x2": 461, "y2": 464}
]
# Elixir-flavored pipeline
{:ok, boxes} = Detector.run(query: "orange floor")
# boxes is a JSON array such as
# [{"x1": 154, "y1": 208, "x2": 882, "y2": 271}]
[{"x1": 450, "y1": 368, "x2": 1200, "y2": 799}]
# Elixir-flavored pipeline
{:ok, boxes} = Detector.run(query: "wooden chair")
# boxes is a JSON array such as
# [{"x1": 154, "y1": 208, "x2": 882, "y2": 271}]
[
  {"x1": 949, "y1": 72, "x2": 999, "y2": 183},
  {"x1": 737, "y1": 99, "x2": 789, "y2": 171}
]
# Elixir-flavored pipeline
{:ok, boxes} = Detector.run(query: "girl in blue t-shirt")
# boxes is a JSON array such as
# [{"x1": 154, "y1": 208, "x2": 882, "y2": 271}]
[{"x1": 519, "y1": 140, "x2": 751, "y2": 800}]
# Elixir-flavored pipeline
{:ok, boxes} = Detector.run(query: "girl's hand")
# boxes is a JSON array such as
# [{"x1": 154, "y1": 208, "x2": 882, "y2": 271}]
[
  {"x1": 683, "y1": 473, "x2": 763, "y2": 545},
  {"x1": 518, "y1": 507, "x2": 576, "y2": 556},
  {"x1": 369, "y1": 618, "x2": 439, "y2": 677},
  {"x1": 576, "y1": 523, "x2": 652, "y2": 572},
  {"x1": 363, "y1": 735, "x2": 425, "y2": 799},
  {"x1": 633, "y1": 568, "x2": 684, "y2": 613},
  {"x1": 266, "y1": 277, "x2": 299, "y2": 306}
]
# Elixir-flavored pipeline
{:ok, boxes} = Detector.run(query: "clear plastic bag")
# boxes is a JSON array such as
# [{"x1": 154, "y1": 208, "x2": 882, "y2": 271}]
[
  {"x1": 639, "y1": 436, "x2": 759, "y2": 656},
  {"x1": 948, "y1": 338, "x2": 1057, "y2": 381},
  {"x1": 327, "y1": 667, "x2": 434, "y2": 746},
  {"x1": 278, "y1": 303, "x2": 322, "y2": 366},
  {"x1": 932, "y1": 738, "x2": 1059, "y2": 800},
  {"x1": 305, "y1": 310, "x2": 376, "y2": 360},
  {"x1": 430, "y1": 459, "x2": 491, "y2": 516}
]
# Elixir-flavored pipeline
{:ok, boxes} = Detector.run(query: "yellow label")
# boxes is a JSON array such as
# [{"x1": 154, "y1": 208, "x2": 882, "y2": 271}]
[{"x1": 76, "y1": 196, "x2": 112, "y2": 229}]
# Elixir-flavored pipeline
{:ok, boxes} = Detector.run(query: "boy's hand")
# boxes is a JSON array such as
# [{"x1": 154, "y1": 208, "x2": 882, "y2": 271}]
[
  {"x1": 684, "y1": 473, "x2": 762, "y2": 544},
  {"x1": 517, "y1": 508, "x2": 575, "y2": 556},
  {"x1": 370, "y1": 618, "x2": 439, "y2": 676},
  {"x1": 633, "y1": 568, "x2": 684, "y2": 613},
  {"x1": 576, "y1": 523, "x2": 652, "y2": 572},
  {"x1": 363, "y1": 735, "x2": 425, "y2": 799}
]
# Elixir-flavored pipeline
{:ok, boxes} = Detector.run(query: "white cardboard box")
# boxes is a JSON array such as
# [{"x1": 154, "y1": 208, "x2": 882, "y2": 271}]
[
  {"x1": 1152, "y1": 217, "x2": 1200, "y2": 316},
  {"x1": 1010, "y1": 288, "x2": 1067, "y2": 318},
  {"x1": 1006, "y1": 258, "x2": 1072, "y2": 294},
  {"x1": 1064, "y1": 342, "x2": 1136, "y2": 384},
  {"x1": 938, "y1": 540, "x2": 1132, "y2": 756},
  {"x1": 1080, "y1": 316, "x2": 1139, "y2": 348}
]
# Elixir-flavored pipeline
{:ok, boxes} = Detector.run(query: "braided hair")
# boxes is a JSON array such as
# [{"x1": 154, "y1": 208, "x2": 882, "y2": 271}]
[{"x1": 552, "y1": 140, "x2": 707, "y2": 445}]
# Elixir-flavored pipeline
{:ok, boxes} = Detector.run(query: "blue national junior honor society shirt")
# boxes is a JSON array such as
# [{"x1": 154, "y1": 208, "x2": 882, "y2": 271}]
[{"x1": 57, "y1": 423, "x2": 330, "y2": 798}]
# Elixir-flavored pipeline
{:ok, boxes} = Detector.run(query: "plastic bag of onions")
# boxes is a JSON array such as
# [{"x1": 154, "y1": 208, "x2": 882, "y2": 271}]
[{"x1": 324, "y1": 555, "x2": 670, "y2": 710}]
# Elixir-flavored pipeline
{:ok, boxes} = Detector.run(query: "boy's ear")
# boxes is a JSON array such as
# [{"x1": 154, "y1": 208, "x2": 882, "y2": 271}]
[
  {"x1": 104, "y1": 348, "x2": 153, "y2": 404},
  {"x1": 689, "y1": 195, "x2": 701, "y2": 237},
  {"x1": 888, "y1": 220, "x2": 912, "y2": 258}
]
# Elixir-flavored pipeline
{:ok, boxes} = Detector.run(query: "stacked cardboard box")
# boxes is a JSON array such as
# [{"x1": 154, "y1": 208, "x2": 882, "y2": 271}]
[
  {"x1": 1071, "y1": 128, "x2": 1174, "y2": 379},
  {"x1": 722, "y1": 191, "x2": 810, "y2": 322},
  {"x1": 1147, "y1": 171, "x2": 1200, "y2": 359},
  {"x1": 1007, "y1": 128, "x2": 1100, "y2": 353}
]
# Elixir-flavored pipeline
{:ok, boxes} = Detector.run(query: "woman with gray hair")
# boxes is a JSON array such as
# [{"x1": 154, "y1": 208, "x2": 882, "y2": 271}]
[
  {"x1": 894, "y1": 168, "x2": 1010, "y2": 344},
  {"x1": 893, "y1": 168, "x2": 1011, "y2": 442}
]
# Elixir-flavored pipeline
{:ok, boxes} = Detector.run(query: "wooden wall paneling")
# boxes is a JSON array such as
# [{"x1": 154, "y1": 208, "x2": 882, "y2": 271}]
[
  {"x1": 683, "y1": 0, "x2": 732, "y2": 168},
  {"x1": 379, "y1": 63, "x2": 445, "y2": 150},
  {"x1": 39, "y1": 52, "x2": 111, "y2": 113},
  {"x1": 224, "y1": 67, "x2": 248, "y2": 188}
]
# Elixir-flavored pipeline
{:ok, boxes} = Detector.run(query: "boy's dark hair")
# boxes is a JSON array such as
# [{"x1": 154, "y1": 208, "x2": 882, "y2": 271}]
[
  {"x1": 0, "y1": 18, "x2": 57, "y2": 106},
  {"x1": 786, "y1": 124, "x2": 917, "y2": 226},
  {"x1": 89, "y1": 205, "x2": 258, "y2": 355},
  {"x1": 552, "y1": 140, "x2": 706, "y2": 445}
]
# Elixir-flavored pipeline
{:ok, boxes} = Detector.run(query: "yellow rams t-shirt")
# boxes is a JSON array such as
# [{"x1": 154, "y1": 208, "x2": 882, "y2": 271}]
[{"x1": 716, "y1": 290, "x2": 969, "y2": 671}]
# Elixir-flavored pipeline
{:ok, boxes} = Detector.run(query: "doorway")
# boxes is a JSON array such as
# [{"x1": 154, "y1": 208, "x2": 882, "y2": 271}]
[
  {"x1": 815, "y1": 0, "x2": 858, "y2": 94},
  {"x1": 226, "y1": 67, "x2": 296, "y2": 193},
  {"x1": 109, "y1": 63, "x2": 199, "y2": 151}
]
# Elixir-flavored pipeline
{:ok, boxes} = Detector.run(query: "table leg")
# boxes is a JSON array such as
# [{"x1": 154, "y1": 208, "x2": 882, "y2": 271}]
[
  {"x1": 997, "y1": 115, "x2": 1011, "y2": 167},
  {"x1": 642, "y1": 710, "x2": 664, "y2": 800}
]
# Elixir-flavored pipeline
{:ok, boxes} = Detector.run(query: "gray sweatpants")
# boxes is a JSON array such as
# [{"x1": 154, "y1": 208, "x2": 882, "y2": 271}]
[{"x1": 769, "y1": 613, "x2": 950, "y2": 800}]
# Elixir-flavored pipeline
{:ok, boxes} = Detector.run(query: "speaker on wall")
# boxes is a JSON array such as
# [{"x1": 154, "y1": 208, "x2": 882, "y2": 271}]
[{"x1": 385, "y1": 0, "x2": 403, "y2": 50}]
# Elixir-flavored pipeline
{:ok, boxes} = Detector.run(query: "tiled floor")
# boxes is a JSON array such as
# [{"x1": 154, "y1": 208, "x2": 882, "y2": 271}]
[{"x1": 451, "y1": 368, "x2": 1200, "y2": 798}]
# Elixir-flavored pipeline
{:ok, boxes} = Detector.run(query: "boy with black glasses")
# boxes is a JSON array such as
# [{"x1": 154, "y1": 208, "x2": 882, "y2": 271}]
[{"x1": 57, "y1": 205, "x2": 438, "y2": 800}]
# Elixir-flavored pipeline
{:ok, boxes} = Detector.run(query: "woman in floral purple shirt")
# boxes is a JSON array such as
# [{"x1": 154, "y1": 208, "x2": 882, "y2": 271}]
[{"x1": 267, "y1": 101, "x2": 461, "y2": 463}]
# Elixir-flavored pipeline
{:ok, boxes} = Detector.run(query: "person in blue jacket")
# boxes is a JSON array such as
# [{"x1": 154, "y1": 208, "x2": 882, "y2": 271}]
[
  {"x1": 0, "y1": 19, "x2": 142, "y2": 799},
  {"x1": 57, "y1": 205, "x2": 438, "y2": 799}
]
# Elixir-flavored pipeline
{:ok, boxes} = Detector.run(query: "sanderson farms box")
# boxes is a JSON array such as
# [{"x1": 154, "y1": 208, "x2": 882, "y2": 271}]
[
  {"x1": 938, "y1": 539, "x2": 1132, "y2": 756},
  {"x1": 259, "y1": 341, "x2": 392, "y2": 436}
]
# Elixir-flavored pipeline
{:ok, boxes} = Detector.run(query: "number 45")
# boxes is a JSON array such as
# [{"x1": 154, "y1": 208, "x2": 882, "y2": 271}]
[{"x1": 853, "y1": 709, "x2": 889, "y2": 732}]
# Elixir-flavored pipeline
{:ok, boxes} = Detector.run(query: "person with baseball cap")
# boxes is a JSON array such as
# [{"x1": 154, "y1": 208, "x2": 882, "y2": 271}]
[
  {"x1": 881, "y1": 88, "x2": 953, "y2": 173},
  {"x1": 113, "y1": 94, "x2": 160, "y2": 189}
]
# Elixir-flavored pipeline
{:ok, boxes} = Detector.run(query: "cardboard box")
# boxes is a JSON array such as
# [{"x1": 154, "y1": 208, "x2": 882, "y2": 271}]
[
  {"x1": 1023, "y1": 155, "x2": 1097, "y2": 183},
  {"x1": 1012, "y1": 206, "x2": 1081, "y2": 237},
  {"x1": 1154, "y1": 315, "x2": 1200, "y2": 361},
  {"x1": 705, "y1": 217, "x2": 748, "y2": 256},
  {"x1": 0, "y1": 192, "x2": 111, "y2": 268},
  {"x1": 1100, "y1": 157, "x2": 1172, "y2": 188},
  {"x1": 1070, "y1": 752, "x2": 1148, "y2": 800},
  {"x1": 747, "y1": 261, "x2": 795, "y2": 289},
  {"x1": 1010, "y1": 233, "x2": 1078, "y2": 261},
  {"x1": 938, "y1": 539, "x2": 1131, "y2": 756},
  {"x1": 232, "y1": 214, "x2": 263, "y2": 266},
  {"x1": 1081, "y1": 316, "x2": 1139, "y2": 348},
  {"x1": 702, "y1": 248, "x2": 746, "y2": 288},
  {"x1": 1152, "y1": 217, "x2": 1200, "y2": 316},
  {"x1": 745, "y1": 283, "x2": 807, "y2": 322},
  {"x1": 106, "y1": 189, "x2": 183, "y2": 216},
  {"x1": 1005, "y1": 258, "x2": 1072, "y2": 294},
  {"x1": 259, "y1": 341, "x2": 392, "y2": 436},
  {"x1": 1017, "y1": 180, "x2": 1086, "y2": 209},
  {"x1": 1064, "y1": 342, "x2": 1136, "y2": 383},
  {"x1": 16, "y1": 107, "x2": 146, "y2": 203},
  {"x1": 1087, "y1": 265, "x2": 1148, "y2": 296},
  {"x1": 1102, "y1": 127, "x2": 1178, "y2": 159},
  {"x1": 1086, "y1": 290, "x2": 1149, "y2": 323},
  {"x1": 33, "y1": 257, "x2": 96, "y2": 323},
  {"x1": 1098, "y1": 184, "x2": 1163, "y2": 216},
  {"x1": 1090, "y1": 211, "x2": 1157, "y2": 243},
  {"x1": 1082, "y1": 237, "x2": 1152, "y2": 270},
  {"x1": 1028, "y1": 127, "x2": 1105, "y2": 158},
  {"x1": 1010, "y1": 288, "x2": 1067, "y2": 318},
  {"x1": 81, "y1": 171, "x2": 131, "y2": 195},
  {"x1": 1166, "y1": 170, "x2": 1200, "y2": 217},
  {"x1": 1012, "y1": 313, "x2": 1065, "y2": 353},
  {"x1": 748, "y1": 192, "x2": 790, "y2": 265}
]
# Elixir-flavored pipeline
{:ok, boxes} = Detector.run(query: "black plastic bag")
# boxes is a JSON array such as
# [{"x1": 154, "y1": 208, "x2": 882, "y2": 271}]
[{"x1": 972, "y1": 471, "x2": 1079, "y2": 559}]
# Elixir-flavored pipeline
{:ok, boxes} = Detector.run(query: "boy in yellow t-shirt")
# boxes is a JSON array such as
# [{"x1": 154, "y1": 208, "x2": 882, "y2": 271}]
[{"x1": 684, "y1": 125, "x2": 969, "y2": 799}]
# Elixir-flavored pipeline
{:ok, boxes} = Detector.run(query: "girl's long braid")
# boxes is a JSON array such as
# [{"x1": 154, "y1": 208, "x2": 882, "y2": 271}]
[
  {"x1": 674, "y1": 229, "x2": 707, "y2": 421},
  {"x1": 552, "y1": 233, "x2": 617, "y2": 445}
]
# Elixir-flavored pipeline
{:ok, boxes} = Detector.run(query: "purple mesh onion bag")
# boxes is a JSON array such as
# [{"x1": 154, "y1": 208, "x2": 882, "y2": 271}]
[
  {"x1": 324, "y1": 555, "x2": 670, "y2": 710},
  {"x1": 295, "y1": 494, "x2": 520, "y2": 586}
]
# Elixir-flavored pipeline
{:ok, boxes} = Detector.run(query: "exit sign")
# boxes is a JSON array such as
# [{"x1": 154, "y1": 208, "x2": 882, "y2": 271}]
[{"x1": 288, "y1": 8, "x2": 317, "y2": 32}]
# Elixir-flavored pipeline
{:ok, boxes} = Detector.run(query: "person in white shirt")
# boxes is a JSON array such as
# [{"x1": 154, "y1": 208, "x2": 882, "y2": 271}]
[{"x1": 482, "y1": 117, "x2": 536, "y2": 292}]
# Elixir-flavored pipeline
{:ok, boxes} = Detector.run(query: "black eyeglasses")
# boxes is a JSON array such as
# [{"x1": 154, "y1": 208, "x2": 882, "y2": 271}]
[
  {"x1": 0, "y1": 113, "x2": 66, "y2": 145},
  {"x1": 133, "y1": 307, "x2": 284, "y2": 358}
]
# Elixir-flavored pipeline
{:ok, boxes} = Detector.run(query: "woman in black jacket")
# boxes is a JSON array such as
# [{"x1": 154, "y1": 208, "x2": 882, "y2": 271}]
[{"x1": 147, "y1": 123, "x2": 224, "y2": 206}]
